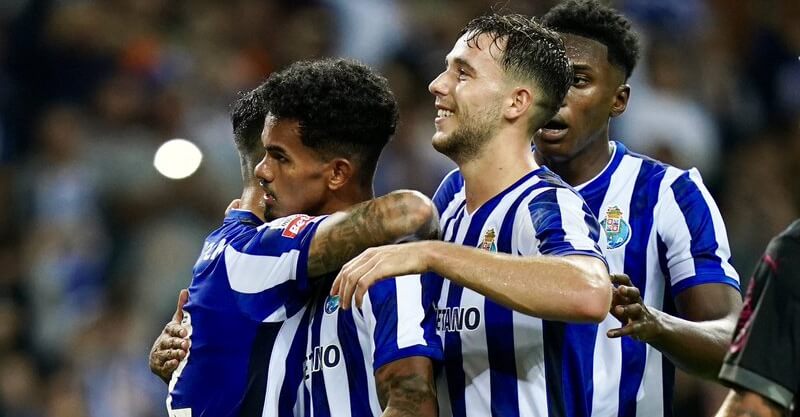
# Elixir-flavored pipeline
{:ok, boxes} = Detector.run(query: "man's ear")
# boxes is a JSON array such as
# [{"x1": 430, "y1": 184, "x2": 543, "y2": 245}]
[
  {"x1": 327, "y1": 158, "x2": 354, "y2": 191},
  {"x1": 610, "y1": 84, "x2": 630, "y2": 118},
  {"x1": 504, "y1": 86, "x2": 534, "y2": 122}
]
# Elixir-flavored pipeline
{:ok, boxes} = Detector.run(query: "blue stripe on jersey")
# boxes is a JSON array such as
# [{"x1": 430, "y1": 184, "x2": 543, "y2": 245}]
[
  {"x1": 543, "y1": 322, "x2": 567, "y2": 417},
  {"x1": 445, "y1": 180, "x2": 517, "y2": 417},
  {"x1": 659, "y1": 250, "x2": 677, "y2": 417},
  {"x1": 368, "y1": 279, "x2": 399, "y2": 369},
  {"x1": 433, "y1": 169, "x2": 464, "y2": 215},
  {"x1": 443, "y1": 201, "x2": 467, "y2": 242},
  {"x1": 487, "y1": 180, "x2": 553, "y2": 417},
  {"x1": 577, "y1": 142, "x2": 625, "y2": 202},
  {"x1": 309, "y1": 303, "x2": 331, "y2": 417},
  {"x1": 618, "y1": 160, "x2": 665, "y2": 417},
  {"x1": 279, "y1": 314, "x2": 310, "y2": 417},
  {"x1": 338, "y1": 309, "x2": 371, "y2": 413},
  {"x1": 670, "y1": 172, "x2": 739, "y2": 294},
  {"x1": 529, "y1": 189, "x2": 574, "y2": 255},
  {"x1": 239, "y1": 322, "x2": 281, "y2": 416}
]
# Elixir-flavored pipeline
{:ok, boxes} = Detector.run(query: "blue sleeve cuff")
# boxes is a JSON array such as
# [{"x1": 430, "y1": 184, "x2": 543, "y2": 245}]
[
  {"x1": 671, "y1": 274, "x2": 740, "y2": 296},
  {"x1": 373, "y1": 345, "x2": 444, "y2": 372}
]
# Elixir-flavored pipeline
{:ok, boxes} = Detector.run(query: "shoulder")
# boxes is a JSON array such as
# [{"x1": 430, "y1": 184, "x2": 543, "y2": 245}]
[{"x1": 432, "y1": 169, "x2": 464, "y2": 214}]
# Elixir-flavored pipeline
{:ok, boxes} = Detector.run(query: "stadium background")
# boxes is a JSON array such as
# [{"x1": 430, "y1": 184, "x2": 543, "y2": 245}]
[{"x1": 0, "y1": 0, "x2": 797, "y2": 415}]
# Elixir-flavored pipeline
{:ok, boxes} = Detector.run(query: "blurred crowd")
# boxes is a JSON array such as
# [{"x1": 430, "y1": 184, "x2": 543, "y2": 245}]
[{"x1": 0, "y1": 0, "x2": 797, "y2": 416}]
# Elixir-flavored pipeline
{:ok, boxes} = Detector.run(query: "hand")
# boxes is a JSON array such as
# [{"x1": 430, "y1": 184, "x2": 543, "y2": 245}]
[
  {"x1": 607, "y1": 274, "x2": 663, "y2": 342},
  {"x1": 330, "y1": 242, "x2": 430, "y2": 310},
  {"x1": 225, "y1": 199, "x2": 242, "y2": 215},
  {"x1": 149, "y1": 289, "x2": 191, "y2": 384}
]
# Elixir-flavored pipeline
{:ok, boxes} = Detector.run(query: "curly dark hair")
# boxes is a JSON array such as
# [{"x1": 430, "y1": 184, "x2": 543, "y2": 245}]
[
  {"x1": 230, "y1": 84, "x2": 268, "y2": 180},
  {"x1": 541, "y1": 0, "x2": 640, "y2": 80},
  {"x1": 460, "y1": 13, "x2": 572, "y2": 126},
  {"x1": 262, "y1": 58, "x2": 398, "y2": 184}
]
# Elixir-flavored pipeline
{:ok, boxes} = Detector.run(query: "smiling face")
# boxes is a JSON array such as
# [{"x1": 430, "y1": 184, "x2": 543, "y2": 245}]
[
  {"x1": 253, "y1": 114, "x2": 331, "y2": 221},
  {"x1": 534, "y1": 33, "x2": 629, "y2": 164},
  {"x1": 428, "y1": 32, "x2": 508, "y2": 163}
]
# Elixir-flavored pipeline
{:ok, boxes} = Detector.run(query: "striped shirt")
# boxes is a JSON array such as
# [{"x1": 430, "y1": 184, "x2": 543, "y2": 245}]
[
  {"x1": 295, "y1": 274, "x2": 443, "y2": 416},
  {"x1": 577, "y1": 141, "x2": 739, "y2": 417},
  {"x1": 429, "y1": 167, "x2": 607, "y2": 417},
  {"x1": 167, "y1": 210, "x2": 327, "y2": 417}
]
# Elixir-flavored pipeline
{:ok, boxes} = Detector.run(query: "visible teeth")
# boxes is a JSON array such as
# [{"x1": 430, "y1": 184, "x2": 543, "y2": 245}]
[{"x1": 437, "y1": 109, "x2": 454, "y2": 118}]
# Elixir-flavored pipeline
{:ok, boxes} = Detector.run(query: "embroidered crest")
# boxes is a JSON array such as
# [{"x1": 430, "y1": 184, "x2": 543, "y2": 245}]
[
  {"x1": 479, "y1": 228, "x2": 497, "y2": 252},
  {"x1": 324, "y1": 295, "x2": 340, "y2": 314},
  {"x1": 600, "y1": 206, "x2": 631, "y2": 249}
]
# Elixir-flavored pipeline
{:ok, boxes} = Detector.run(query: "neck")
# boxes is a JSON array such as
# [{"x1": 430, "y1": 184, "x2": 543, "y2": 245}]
[
  {"x1": 239, "y1": 184, "x2": 266, "y2": 222},
  {"x1": 319, "y1": 185, "x2": 374, "y2": 214},
  {"x1": 535, "y1": 127, "x2": 613, "y2": 186},
  {"x1": 458, "y1": 131, "x2": 538, "y2": 213}
]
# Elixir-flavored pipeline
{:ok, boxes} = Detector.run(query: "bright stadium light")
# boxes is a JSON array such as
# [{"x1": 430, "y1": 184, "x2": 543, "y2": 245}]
[{"x1": 153, "y1": 138, "x2": 203, "y2": 179}]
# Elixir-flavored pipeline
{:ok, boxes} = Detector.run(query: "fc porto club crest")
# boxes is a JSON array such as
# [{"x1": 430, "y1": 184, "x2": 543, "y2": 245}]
[
  {"x1": 324, "y1": 295, "x2": 340, "y2": 314},
  {"x1": 479, "y1": 228, "x2": 497, "y2": 252},
  {"x1": 600, "y1": 206, "x2": 631, "y2": 249}
]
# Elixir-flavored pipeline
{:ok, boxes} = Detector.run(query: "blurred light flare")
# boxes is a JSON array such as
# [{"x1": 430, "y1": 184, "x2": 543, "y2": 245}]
[{"x1": 153, "y1": 138, "x2": 203, "y2": 179}]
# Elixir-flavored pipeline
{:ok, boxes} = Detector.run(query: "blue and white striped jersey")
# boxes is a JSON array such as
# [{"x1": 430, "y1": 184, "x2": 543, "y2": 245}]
[
  {"x1": 577, "y1": 142, "x2": 739, "y2": 417},
  {"x1": 167, "y1": 210, "x2": 327, "y2": 417},
  {"x1": 296, "y1": 274, "x2": 443, "y2": 416},
  {"x1": 429, "y1": 167, "x2": 607, "y2": 417}
]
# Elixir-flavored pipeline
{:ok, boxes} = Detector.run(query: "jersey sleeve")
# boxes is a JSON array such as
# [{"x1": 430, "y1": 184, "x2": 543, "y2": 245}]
[
  {"x1": 655, "y1": 169, "x2": 739, "y2": 295},
  {"x1": 225, "y1": 214, "x2": 328, "y2": 322},
  {"x1": 525, "y1": 187, "x2": 606, "y2": 265},
  {"x1": 358, "y1": 275, "x2": 443, "y2": 371},
  {"x1": 718, "y1": 228, "x2": 800, "y2": 409},
  {"x1": 432, "y1": 169, "x2": 464, "y2": 218}
]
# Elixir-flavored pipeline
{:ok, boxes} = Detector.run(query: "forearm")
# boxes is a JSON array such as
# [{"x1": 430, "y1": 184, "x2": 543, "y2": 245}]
[
  {"x1": 424, "y1": 241, "x2": 611, "y2": 322},
  {"x1": 716, "y1": 390, "x2": 788, "y2": 417},
  {"x1": 377, "y1": 357, "x2": 438, "y2": 417},
  {"x1": 648, "y1": 310, "x2": 738, "y2": 379},
  {"x1": 308, "y1": 190, "x2": 436, "y2": 277}
]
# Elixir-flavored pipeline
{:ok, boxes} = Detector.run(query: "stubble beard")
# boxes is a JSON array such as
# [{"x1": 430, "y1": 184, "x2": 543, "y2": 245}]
[{"x1": 432, "y1": 107, "x2": 501, "y2": 166}]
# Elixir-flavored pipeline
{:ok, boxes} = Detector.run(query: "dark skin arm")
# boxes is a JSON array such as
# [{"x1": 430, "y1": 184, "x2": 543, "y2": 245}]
[
  {"x1": 375, "y1": 356, "x2": 437, "y2": 417},
  {"x1": 307, "y1": 189, "x2": 439, "y2": 278},
  {"x1": 149, "y1": 289, "x2": 190, "y2": 384},
  {"x1": 608, "y1": 274, "x2": 742, "y2": 379},
  {"x1": 715, "y1": 389, "x2": 789, "y2": 417},
  {"x1": 149, "y1": 190, "x2": 439, "y2": 382}
]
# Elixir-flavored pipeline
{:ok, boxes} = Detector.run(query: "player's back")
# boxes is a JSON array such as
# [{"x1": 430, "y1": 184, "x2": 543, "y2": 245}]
[{"x1": 167, "y1": 210, "x2": 320, "y2": 417}]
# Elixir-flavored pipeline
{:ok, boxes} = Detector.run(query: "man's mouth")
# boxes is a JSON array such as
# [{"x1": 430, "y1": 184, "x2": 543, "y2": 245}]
[{"x1": 539, "y1": 119, "x2": 569, "y2": 141}]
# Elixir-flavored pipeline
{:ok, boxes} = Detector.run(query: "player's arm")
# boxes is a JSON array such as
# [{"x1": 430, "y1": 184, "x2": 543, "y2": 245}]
[
  {"x1": 608, "y1": 170, "x2": 741, "y2": 379},
  {"x1": 334, "y1": 241, "x2": 610, "y2": 322},
  {"x1": 375, "y1": 357, "x2": 437, "y2": 417},
  {"x1": 715, "y1": 389, "x2": 789, "y2": 417},
  {"x1": 307, "y1": 189, "x2": 438, "y2": 278},
  {"x1": 149, "y1": 289, "x2": 190, "y2": 384},
  {"x1": 608, "y1": 277, "x2": 740, "y2": 379}
]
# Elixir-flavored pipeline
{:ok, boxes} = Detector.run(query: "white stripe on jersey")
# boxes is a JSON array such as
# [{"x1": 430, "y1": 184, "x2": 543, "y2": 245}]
[
  {"x1": 261, "y1": 308, "x2": 306, "y2": 417},
  {"x1": 225, "y1": 245, "x2": 301, "y2": 294},
  {"x1": 576, "y1": 141, "x2": 739, "y2": 417},
  {"x1": 395, "y1": 275, "x2": 426, "y2": 349},
  {"x1": 583, "y1": 155, "x2": 641, "y2": 417}
]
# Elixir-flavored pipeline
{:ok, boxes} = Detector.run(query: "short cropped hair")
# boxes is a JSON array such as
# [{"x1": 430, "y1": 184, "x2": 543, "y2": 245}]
[
  {"x1": 261, "y1": 58, "x2": 398, "y2": 184},
  {"x1": 541, "y1": 0, "x2": 640, "y2": 80},
  {"x1": 460, "y1": 13, "x2": 573, "y2": 121}
]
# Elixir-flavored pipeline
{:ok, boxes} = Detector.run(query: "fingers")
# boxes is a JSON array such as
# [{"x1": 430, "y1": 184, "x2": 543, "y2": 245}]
[
  {"x1": 173, "y1": 289, "x2": 189, "y2": 322},
  {"x1": 225, "y1": 199, "x2": 242, "y2": 215},
  {"x1": 610, "y1": 273, "x2": 633, "y2": 286},
  {"x1": 336, "y1": 250, "x2": 380, "y2": 310},
  {"x1": 165, "y1": 322, "x2": 188, "y2": 339}
]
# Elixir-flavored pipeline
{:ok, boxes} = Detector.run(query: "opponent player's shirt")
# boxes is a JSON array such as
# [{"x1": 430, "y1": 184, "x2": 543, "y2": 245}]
[
  {"x1": 719, "y1": 219, "x2": 800, "y2": 415},
  {"x1": 297, "y1": 274, "x2": 443, "y2": 417},
  {"x1": 573, "y1": 141, "x2": 740, "y2": 417},
  {"x1": 430, "y1": 166, "x2": 607, "y2": 417},
  {"x1": 167, "y1": 210, "x2": 327, "y2": 417}
]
